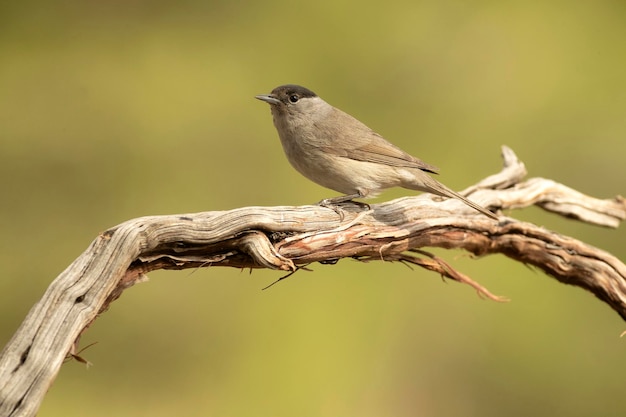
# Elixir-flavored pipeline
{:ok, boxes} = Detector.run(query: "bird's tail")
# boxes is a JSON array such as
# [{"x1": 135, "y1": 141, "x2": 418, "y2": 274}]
[{"x1": 414, "y1": 175, "x2": 498, "y2": 220}]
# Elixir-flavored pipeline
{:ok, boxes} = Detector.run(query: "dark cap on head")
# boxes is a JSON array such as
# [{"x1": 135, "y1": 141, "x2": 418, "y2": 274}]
[
  {"x1": 270, "y1": 84, "x2": 317, "y2": 98},
  {"x1": 256, "y1": 84, "x2": 319, "y2": 106}
]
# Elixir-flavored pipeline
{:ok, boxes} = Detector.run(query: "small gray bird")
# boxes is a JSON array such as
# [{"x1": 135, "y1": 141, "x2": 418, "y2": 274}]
[{"x1": 256, "y1": 84, "x2": 497, "y2": 220}]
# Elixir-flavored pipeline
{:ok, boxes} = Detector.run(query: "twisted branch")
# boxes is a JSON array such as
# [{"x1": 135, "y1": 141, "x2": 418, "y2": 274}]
[{"x1": 0, "y1": 146, "x2": 624, "y2": 417}]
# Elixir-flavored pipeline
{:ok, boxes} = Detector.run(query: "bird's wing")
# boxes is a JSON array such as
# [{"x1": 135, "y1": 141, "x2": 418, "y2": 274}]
[
  {"x1": 318, "y1": 114, "x2": 440, "y2": 174},
  {"x1": 316, "y1": 108, "x2": 439, "y2": 174}
]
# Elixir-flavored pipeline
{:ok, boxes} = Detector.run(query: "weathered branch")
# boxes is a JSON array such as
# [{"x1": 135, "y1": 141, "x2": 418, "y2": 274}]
[{"x1": 0, "y1": 146, "x2": 624, "y2": 417}]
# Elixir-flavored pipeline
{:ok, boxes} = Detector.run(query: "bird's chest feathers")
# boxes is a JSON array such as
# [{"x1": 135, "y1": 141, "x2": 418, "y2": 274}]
[{"x1": 273, "y1": 111, "x2": 333, "y2": 152}]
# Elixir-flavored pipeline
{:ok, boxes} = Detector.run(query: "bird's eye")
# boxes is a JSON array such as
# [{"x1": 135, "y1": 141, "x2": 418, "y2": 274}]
[{"x1": 288, "y1": 94, "x2": 299, "y2": 103}]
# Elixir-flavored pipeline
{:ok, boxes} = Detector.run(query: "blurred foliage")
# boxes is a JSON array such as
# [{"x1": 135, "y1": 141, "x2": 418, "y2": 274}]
[{"x1": 1, "y1": 1, "x2": 625, "y2": 416}]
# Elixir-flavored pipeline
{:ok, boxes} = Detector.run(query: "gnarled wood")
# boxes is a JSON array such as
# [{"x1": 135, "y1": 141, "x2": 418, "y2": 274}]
[{"x1": 0, "y1": 146, "x2": 624, "y2": 417}]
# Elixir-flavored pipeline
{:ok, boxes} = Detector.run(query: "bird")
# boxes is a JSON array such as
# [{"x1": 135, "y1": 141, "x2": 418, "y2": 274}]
[{"x1": 255, "y1": 84, "x2": 497, "y2": 220}]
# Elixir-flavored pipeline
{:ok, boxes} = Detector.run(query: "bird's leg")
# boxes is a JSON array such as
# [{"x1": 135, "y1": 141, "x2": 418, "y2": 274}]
[{"x1": 317, "y1": 193, "x2": 371, "y2": 210}]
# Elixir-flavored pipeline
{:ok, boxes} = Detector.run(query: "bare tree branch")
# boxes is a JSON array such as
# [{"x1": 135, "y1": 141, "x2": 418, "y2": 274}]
[{"x1": 0, "y1": 146, "x2": 624, "y2": 417}]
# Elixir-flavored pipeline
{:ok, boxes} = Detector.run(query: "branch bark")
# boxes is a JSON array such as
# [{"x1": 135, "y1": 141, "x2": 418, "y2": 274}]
[{"x1": 0, "y1": 146, "x2": 625, "y2": 416}]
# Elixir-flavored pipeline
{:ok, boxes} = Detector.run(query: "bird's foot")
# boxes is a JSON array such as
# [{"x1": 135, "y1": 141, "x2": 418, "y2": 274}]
[{"x1": 316, "y1": 195, "x2": 371, "y2": 221}]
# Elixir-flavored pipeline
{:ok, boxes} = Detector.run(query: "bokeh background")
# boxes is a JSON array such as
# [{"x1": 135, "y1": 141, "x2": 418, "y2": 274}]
[{"x1": 1, "y1": 1, "x2": 625, "y2": 416}]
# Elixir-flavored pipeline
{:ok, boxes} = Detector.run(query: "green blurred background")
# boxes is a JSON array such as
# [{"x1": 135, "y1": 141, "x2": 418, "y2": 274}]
[{"x1": 1, "y1": 1, "x2": 625, "y2": 416}]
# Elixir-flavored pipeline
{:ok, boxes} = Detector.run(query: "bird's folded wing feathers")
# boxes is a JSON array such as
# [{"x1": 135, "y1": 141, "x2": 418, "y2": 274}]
[{"x1": 319, "y1": 132, "x2": 440, "y2": 174}]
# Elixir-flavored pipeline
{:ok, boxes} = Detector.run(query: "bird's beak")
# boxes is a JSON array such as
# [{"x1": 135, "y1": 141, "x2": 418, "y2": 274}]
[{"x1": 255, "y1": 94, "x2": 281, "y2": 105}]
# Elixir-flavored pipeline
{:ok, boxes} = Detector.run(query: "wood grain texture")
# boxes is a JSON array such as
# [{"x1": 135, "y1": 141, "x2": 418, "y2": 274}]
[{"x1": 0, "y1": 146, "x2": 624, "y2": 416}]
